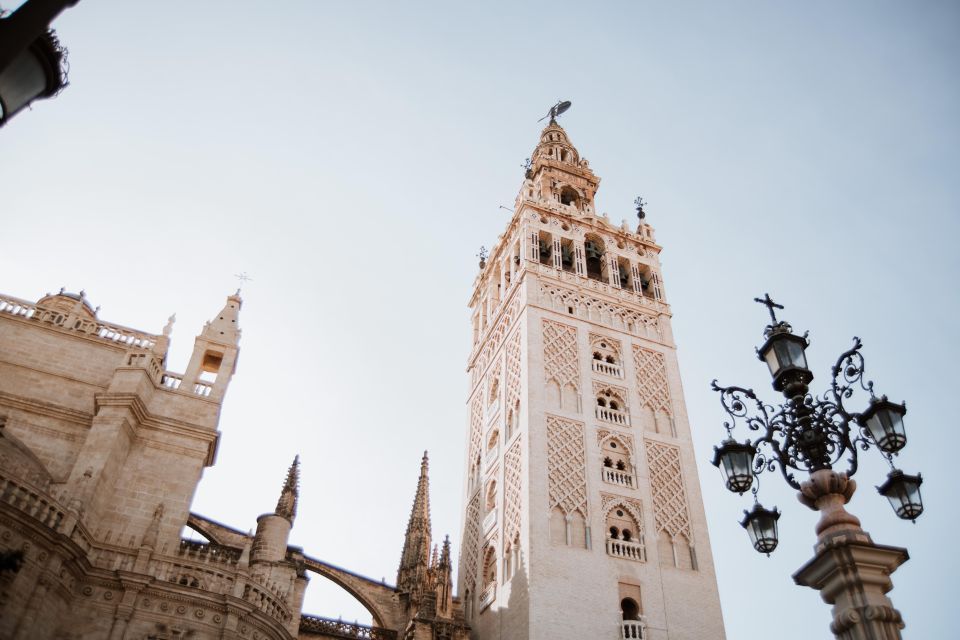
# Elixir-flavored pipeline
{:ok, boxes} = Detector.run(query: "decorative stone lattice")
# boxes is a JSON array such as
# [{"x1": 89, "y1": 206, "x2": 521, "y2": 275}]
[
  {"x1": 644, "y1": 440, "x2": 691, "y2": 540},
  {"x1": 596, "y1": 428, "x2": 634, "y2": 454},
  {"x1": 505, "y1": 329, "x2": 522, "y2": 411},
  {"x1": 502, "y1": 441, "x2": 522, "y2": 545},
  {"x1": 600, "y1": 492, "x2": 645, "y2": 535},
  {"x1": 546, "y1": 416, "x2": 588, "y2": 517},
  {"x1": 469, "y1": 394, "x2": 483, "y2": 464},
  {"x1": 589, "y1": 333, "x2": 622, "y2": 359},
  {"x1": 460, "y1": 493, "x2": 482, "y2": 592},
  {"x1": 542, "y1": 320, "x2": 579, "y2": 391},
  {"x1": 633, "y1": 346, "x2": 672, "y2": 414},
  {"x1": 472, "y1": 294, "x2": 522, "y2": 386},
  {"x1": 539, "y1": 283, "x2": 662, "y2": 338}
]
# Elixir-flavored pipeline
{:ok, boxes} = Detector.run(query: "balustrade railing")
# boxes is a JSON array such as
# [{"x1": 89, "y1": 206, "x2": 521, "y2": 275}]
[
  {"x1": 606, "y1": 537, "x2": 646, "y2": 562},
  {"x1": 0, "y1": 293, "x2": 157, "y2": 349},
  {"x1": 602, "y1": 468, "x2": 634, "y2": 488},
  {"x1": 177, "y1": 539, "x2": 241, "y2": 564},
  {"x1": 596, "y1": 406, "x2": 630, "y2": 426},
  {"x1": 483, "y1": 509, "x2": 497, "y2": 534},
  {"x1": 487, "y1": 399, "x2": 500, "y2": 423},
  {"x1": 484, "y1": 444, "x2": 500, "y2": 468},
  {"x1": 592, "y1": 359, "x2": 623, "y2": 378},
  {"x1": 479, "y1": 582, "x2": 496, "y2": 610},
  {"x1": 621, "y1": 619, "x2": 646, "y2": 639},
  {"x1": 299, "y1": 614, "x2": 397, "y2": 640},
  {"x1": 0, "y1": 473, "x2": 65, "y2": 531}
]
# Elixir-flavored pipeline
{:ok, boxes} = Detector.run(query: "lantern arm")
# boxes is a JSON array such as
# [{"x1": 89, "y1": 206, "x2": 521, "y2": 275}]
[
  {"x1": 711, "y1": 380, "x2": 801, "y2": 490},
  {"x1": 829, "y1": 337, "x2": 875, "y2": 416}
]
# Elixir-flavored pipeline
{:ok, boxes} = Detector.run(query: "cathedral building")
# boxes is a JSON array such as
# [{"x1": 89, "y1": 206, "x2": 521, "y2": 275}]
[
  {"x1": 458, "y1": 120, "x2": 726, "y2": 639},
  {"x1": 0, "y1": 290, "x2": 468, "y2": 639}
]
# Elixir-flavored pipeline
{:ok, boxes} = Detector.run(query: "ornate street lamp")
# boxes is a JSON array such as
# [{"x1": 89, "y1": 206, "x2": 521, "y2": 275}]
[
  {"x1": 710, "y1": 294, "x2": 923, "y2": 640},
  {"x1": 0, "y1": 1, "x2": 77, "y2": 127}
]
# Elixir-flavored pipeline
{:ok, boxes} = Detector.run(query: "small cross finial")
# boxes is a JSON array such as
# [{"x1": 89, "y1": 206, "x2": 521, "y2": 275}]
[
  {"x1": 234, "y1": 272, "x2": 253, "y2": 291},
  {"x1": 754, "y1": 293, "x2": 784, "y2": 324}
]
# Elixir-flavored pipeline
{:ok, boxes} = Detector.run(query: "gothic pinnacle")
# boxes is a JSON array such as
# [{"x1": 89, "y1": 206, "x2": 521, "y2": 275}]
[
  {"x1": 275, "y1": 455, "x2": 300, "y2": 522},
  {"x1": 397, "y1": 451, "x2": 433, "y2": 594}
]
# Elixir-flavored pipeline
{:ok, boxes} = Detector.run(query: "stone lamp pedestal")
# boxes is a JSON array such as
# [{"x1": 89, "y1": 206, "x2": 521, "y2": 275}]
[{"x1": 792, "y1": 469, "x2": 908, "y2": 640}]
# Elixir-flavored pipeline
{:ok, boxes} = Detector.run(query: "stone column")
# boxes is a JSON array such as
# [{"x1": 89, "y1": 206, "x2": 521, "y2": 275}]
[{"x1": 791, "y1": 469, "x2": 908, "y2": 640}]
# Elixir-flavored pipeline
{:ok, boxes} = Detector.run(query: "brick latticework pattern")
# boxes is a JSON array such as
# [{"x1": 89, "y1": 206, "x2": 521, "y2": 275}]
[
  {"x1": 633, "y1": 346, "x2": 672, "y2": 414},
  {"x1": 644, "y1": 440, "x2": 691, "y2": 540},
  {"x1": 505, "y1": 330, "x2": 522, "y2": 411},
  {"x1": 468, "y1": 394, "x2": 483, "y2": 464},
  {"x1": 503, "y1": 441, "x2": 522, "y2": 545},
  {"x1": 546, "y1": 416, "x2": 588, "y2": 517},
  {"x1": 542, "y1": 320, "x2": 579, "y2": 392},
  {"x1": 460, "y1": 493, "x2": 482, "y2": 593}
]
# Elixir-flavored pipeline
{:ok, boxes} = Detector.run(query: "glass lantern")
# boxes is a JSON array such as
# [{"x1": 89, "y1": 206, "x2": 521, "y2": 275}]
[
  {"x1": 740, "y1": 503, "x2": 781, "y2": 555},
  {"x1": 711, "y1": 439, "x2": 756, "y2": 494},
  {"x1": 757, "y1": 327, "x2": 812, "y2": 393},
  {"x1": 860, "y1": 396, "x2": 907, "y2": 453},
  {"x1": 877, "y1": 470, "x2": 923, "y2": 522}
]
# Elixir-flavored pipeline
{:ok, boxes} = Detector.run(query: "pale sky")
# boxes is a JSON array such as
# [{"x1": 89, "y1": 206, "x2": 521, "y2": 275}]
[{"x1": 2, "y1": 1, "x2": 958, "y2": 638}]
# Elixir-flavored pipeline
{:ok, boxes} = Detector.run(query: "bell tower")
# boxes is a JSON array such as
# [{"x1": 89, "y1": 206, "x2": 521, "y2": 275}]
[{"x1": 459, "y1": 117, "x2": 726, "y2": 639}]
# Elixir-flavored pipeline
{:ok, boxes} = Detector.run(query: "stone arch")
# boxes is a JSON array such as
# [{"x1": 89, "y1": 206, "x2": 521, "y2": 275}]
[{"x1": 302, "y1": 556, "x2": 402, "y2": 630}]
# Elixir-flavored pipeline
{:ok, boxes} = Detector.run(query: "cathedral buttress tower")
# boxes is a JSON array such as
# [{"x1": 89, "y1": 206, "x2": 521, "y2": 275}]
[{"x1": 458, "y1": 120, "x2": 726, "y2": 640}]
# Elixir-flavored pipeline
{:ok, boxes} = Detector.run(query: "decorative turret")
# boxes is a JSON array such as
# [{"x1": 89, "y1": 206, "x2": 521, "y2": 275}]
[
  {"x1": 397, "y1": 451, "x2": 432, "y2": 608},
  {"x1": 525, "y1": 120, "x2": 600, "y2": 215},
  {"x1": 251, "y1": 456, "x2": 299, "y2": 565},
  {"x1": 433, "y1": 535, "x2": 454, "y2": 616},
  {"x1": 182, "y1": 292, "x2": 242, "y2": 401},
  {"x1": 275, "y1": 455, "x2": 300, "y2": 522}
]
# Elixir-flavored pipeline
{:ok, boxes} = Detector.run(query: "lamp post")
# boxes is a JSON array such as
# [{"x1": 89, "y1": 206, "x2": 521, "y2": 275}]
[
  {"x1": 0, "y1": 0, "x2": 77, "y2": 126},
  {"x1": 710, "y1": 294, "x2": 923, "y2": 639}
]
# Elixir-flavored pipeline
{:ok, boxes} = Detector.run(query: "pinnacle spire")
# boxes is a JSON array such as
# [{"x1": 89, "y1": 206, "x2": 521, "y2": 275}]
[
  {"x1": 275, "y1": 455, "x2": 299, "y2": 522},
  {"x1": 201, "y1": 292, "x2": 242, "y2": 344},
  {"x1": 397, "y1": 451, "x2": 433, "y2": 601}
]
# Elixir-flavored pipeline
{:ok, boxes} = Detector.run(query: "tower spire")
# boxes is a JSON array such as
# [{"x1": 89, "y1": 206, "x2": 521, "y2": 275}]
[
  {"x1": 397, "y1": 451, "x2": 432, "y2": 605},
  {"x1": 275, "y1": 455, "x2": 299, "y2": 522}
]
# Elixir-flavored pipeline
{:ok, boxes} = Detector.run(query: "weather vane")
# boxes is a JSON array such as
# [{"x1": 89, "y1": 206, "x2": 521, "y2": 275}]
[
  {"x1": 538, "y1": 100, "x2": 572, "y2": 123},
  {"x1": 234, "y1": 272, "x2": 253, "y2": 293},
  {"x1": 634, "y1": 196, "x2": 647, "y2": 221}
]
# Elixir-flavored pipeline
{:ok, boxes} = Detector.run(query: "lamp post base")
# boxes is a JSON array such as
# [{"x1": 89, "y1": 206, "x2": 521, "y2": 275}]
[{"x1": 793, "y1": 534, "x2": 908, "y2": 640}]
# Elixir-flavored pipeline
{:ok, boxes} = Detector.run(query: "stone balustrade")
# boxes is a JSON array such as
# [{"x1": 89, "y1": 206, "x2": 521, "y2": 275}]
[
  {"x1": 621, "y1": 618, "x2": 646, "y2": 639},
  {"x1": 0, "y1": 473, "x2": 66, "y2": 531},
  {"x1": 592, "y1": 359, "x2": 623, "y2": 378},
  {"x1": 596, "y1": 406, "x2": 630, "y2": 426},
  {"x1": 177, "y1": 539, "x2": 241, "y2": 564},
  {"x1": 602, "y1": 468, "x2": 634, "y2": 489},
  {"x1": 606, "y1": 537, "x2": 646, "y2": 563},
  {"x1": 484, "y1": 444, "x2": 500, "y2": 469},
  {"x1": 479, "y1": 582, "x2": 496, "y2": 611},
  {"x1": 482, "y1": 509, "x2": 497, "y2": 535},
  {"x1": 0, "y1": 293, "x2": 157, "y2": 349},
  {"x1": 159, "y1": 372, "x2": 214, "y2": 398},
  {"x1": 487, "y1": 398, "x2": 500, "y2": 423},
  {"x1": 299, "y1": 614, "x2": 397, "y2": 640}
]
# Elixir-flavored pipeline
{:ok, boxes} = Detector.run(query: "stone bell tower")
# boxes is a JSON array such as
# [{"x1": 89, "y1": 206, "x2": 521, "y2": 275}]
[{"x1": 458, "y1": 119, "x2": 726, "y2": 640}]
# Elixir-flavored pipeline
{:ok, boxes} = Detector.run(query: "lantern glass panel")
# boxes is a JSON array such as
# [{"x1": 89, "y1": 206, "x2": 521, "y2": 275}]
[
  {"x1": 878, "y1": 471, "x2": 923, "y2": 521},
  {"x1": 864, "y1": 402, "x2": 907, "y2": 453},
  {"x1": 762, "y1": 345, "x2": 780, "y2": 377},
  {"x1": 0, "y1": 48, "x2": 47, "y2": 119},
  {"x1": 719, "y1": 445, "x2": 754, "y2": 494},
  {"x1": 741, "y1": 505, "x2": 780, "y2": 555}
]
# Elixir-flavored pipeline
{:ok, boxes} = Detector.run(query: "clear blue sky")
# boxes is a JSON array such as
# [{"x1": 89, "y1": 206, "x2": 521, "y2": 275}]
[{"x1": 3, "y1": 1, "x2": 957, "y2": 637}]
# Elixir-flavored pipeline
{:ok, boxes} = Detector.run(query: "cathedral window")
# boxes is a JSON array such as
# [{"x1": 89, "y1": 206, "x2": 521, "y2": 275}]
[
  {"x1": 480, "y1": 546, "x2": 497, "y2": 611},
  {"x1": 485, "y1": 430, "x2": 500, "y2": 467},
  {"x1": 617, "y1": 257, "x2": 632, "y2": 290},
  {"x1": 591, "y1": 336, "x2": 623, "y2": 378},
  {"x1": 560, "y1": 238, "x2": 575, "y2": 273},
  {"x1": 605, "y1": 506, "x2": 645, "y2": 562}
]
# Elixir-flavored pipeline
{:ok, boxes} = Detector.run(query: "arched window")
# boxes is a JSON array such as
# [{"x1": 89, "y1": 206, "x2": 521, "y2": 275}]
[
  {"x1": 488, "y1": 376, "x2": 500, "y2": 408},
  {"x1": 559, "y1": 186, "x2": 580, "y2": 208},
  {"x1": 600, "y1": 436, "x2": 633, "y2": 487},
  {"x1": 538, "y1": 230, "x2": 553, "y2": 265},
  {"x1": 621, "y1": 597, "x2": 641, "y2": 621},
  {"x1": 487, "y1": 429, "x2": 499, "y2": 455},
  {"x1": 483, "y1": 546, "x2": 497, "y2": 587},
  {"x1": 605, "y1": 506, "x2": 645, "y2": 562},
  {"x1": 595, "y1": 388, "x2": 629, "y2": 426},
  {"x1": 590, "y1": 336, "x2": 623, "y2": 377},
  {"x1": 584, "y1": 235, "x2": 606, "y2": 281}
]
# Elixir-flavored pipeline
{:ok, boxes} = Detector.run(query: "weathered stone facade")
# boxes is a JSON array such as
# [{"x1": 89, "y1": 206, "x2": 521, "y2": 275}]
[
  {"x1": 459, "y1": 121, "x2": 726, "y2": 639},
  {"x1": 0, "y1": 290, "x2": 468, "y2": 640}
]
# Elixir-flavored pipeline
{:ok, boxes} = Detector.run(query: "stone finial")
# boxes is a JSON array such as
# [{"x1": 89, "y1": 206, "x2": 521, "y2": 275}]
[
  {"x1": 275, "y1": 455, "x2": 300, "y2": 522},
  {"x1": 163, "y1": 313, "x2": 176, "y2": 337}
]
